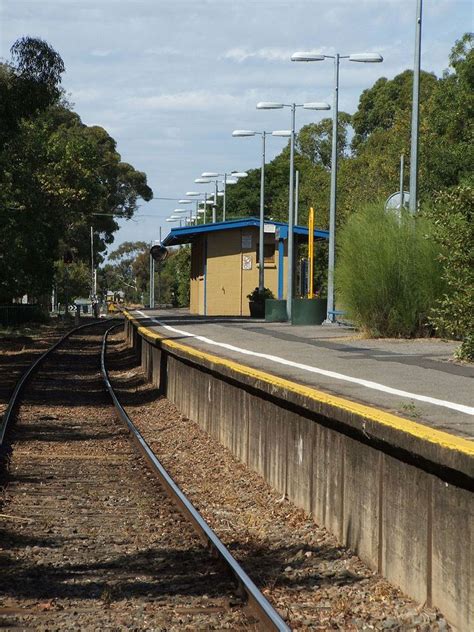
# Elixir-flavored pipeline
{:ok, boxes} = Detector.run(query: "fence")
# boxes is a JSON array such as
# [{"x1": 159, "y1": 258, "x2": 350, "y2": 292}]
[{"x1": 0, "y1": 304, "x2": 45, "y2": 327}]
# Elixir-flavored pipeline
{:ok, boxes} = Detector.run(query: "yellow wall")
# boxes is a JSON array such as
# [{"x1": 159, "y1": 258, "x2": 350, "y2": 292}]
[
  {"x1": 189, "y1": 226, "x2": 283, "y2": 316},
  {"x1": 206, "y1": 230, "x2": 243, "y2": 315}
]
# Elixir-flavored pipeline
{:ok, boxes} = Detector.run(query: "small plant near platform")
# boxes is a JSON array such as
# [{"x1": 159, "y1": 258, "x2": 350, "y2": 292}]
[
  {"x1": 400, "y1": 402, "x2": 422, "y2": 419},
  {"x1": 247, "y1": 287, "x2": 274, "y2": 303}
]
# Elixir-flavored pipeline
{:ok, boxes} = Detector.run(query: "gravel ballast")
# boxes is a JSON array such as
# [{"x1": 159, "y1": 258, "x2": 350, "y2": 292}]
[
  {"x1": 0, "y1": 326, "x2": 254, "y2": 630},
  {"x1": 106, "y1": 331, "x2": 450, "y2": 631}
]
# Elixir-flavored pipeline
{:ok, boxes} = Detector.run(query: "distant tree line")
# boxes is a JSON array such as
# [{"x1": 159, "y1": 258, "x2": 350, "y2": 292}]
[
  {"x1": 0, "y1": 36, "x2": 153, "y2": 306},
  {"x1": 98, "y1": 241, "x2": 190, "y2": 308}
]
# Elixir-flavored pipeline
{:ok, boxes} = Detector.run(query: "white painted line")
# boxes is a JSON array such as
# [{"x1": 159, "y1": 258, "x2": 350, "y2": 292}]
[{"x1": 136, "y1": 311, "x2": 474, "y2": 416}]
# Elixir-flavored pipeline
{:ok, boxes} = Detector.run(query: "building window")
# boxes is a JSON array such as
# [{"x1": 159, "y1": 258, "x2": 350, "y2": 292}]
[{"x1": 256, "y1": 242, "x2": 275, "y2": 265}]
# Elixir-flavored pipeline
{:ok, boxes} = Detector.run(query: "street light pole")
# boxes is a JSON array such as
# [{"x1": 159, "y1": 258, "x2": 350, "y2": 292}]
[
  {"x1": 200, "y1": 172, "x2": 247, "y2": 222},
  {"x1": 409, "y1": 0, "x2": 423, "y2": 213},
  {"x1": 213, "y1": 181, "x2": 218, "y2": 223},
  {"x1": 294, "y1": 170, "x2": 300, "y2": 226},
  {"x1": 327, "y1": 53, "x2": 340, "y2": 323},
  {"x1": 291, "y1": 50, "x2": 382, "y2": 323},
  {"x1": 287, "y1": 103, "x2": 296, "y2": 321},
  {"x1": 259, "y1": 131, "x2": 266, "y2": 294},
  {"x1": 90, "y1": 226, "x2": 94, "y2": 298},
  {"x1": 233, "y1": 129, "x2": 290, "y2": 295},
  {"x1": 223, "y1": 173, "x2": 227, "y2": 221},
  {"x1": 257, "y1": 101, "x2": 330, "y2": 320},
  {"x1": 149, "y1": 248, "x2": 154, "y2": 309}
]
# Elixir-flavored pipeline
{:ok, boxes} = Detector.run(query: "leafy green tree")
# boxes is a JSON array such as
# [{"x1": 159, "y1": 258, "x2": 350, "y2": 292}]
[
  {"x1": 0, "y1": 37, "x2": 152, "y2": 305},
  {"x1": 425, "y1": 185, "x2": 473, "y2": 359},
  {"x1": 296, "y1": 113, "x2": 352, "y2": 168},
  {"x1": 351, "y1": 70, "x2": 437, "y2": 151},
  {"x1": 54, "y1": 260, "x2": 91, "y2": 305},
  {"x1": 99, "y1": 241, "x2": 149, "y2": 302},
  {"x1": 0, "y1": 36, "x2": 65, "y2": 146}
]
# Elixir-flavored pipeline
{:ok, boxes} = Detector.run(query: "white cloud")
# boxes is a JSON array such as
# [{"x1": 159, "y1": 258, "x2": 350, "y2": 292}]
[
  {"x1": 144, "y1": 46, "x2": 181, "y2": 57},
  {"x1": 70, "y1": 87, "x2": 104, "y2": 103},
  {"x1": 222, "y1": 47, "x2": 298, "y2": 63},
  {"x1": 90, "y1": 49, "x2": 114, "y2": 57},
  {"x1": 127, "y1": 90, "x2": 258, "y2": 112}
]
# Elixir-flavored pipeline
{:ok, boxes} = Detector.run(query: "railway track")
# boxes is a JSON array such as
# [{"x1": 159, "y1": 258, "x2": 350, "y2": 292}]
[{"x1": 0, "y1": 320, "x2": 289, "y2": 631}]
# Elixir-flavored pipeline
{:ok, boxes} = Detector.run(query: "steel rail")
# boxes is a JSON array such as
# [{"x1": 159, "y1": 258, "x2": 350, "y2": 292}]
[
  {"x1": 101, "y1": 324, "x2": 290, "y2": 632},
  {"x1": 0, "y1": 319, "x2": 114, "y2": 447}
]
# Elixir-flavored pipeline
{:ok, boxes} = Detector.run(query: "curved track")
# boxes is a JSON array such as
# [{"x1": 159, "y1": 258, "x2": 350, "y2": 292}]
[{"x1": 0, "y1": 320, "x2": 289, "y2": 631}]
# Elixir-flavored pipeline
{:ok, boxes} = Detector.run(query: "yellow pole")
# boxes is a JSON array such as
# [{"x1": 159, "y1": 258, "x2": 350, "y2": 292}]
[{"x1": 308, "y1": 207, "x2": 314, "y2": 299}]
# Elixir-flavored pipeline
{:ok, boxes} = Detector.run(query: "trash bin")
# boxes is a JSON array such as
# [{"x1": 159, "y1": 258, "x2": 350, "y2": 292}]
[
  {"x1": 265, "y1": 299, "x2": 288, "y2": 322},
  {"x1": 291, "y1": 298, "x2": 327, "y2": 325}
]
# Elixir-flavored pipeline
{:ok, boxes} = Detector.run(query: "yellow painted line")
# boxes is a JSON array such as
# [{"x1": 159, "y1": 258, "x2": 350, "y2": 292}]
[{"x1": 124, "y1": 309, "x2": 474, "y2": 457}]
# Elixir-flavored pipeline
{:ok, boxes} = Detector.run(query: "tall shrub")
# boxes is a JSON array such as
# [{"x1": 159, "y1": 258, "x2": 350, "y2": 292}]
[
  {"x1": 425, "y1": 185, "x2": 473, "y2": 360},
  {"x1": 336, "y1": 203, "x2": 444, "y2": 337}
]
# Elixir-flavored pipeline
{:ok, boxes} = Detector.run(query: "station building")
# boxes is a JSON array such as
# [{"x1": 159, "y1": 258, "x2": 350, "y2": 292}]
[{"x1": 162, "y1": 218, "x2": 329, "y2": 316}]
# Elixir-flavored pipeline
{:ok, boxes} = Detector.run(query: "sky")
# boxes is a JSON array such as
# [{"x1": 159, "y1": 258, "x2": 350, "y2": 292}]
[{"x1": 1, "y1": 0, "x2": 472, "y2": 252}]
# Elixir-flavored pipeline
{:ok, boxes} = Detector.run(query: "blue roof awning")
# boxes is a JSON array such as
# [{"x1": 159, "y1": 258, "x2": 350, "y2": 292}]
[{"x1": 162, "y1": 217, "x2": 329, "y2": 246}]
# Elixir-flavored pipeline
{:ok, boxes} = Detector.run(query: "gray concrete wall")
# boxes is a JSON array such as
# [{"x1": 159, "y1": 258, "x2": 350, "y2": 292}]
[{"x1": 127, "y1": 321, "x2": 472, "y2": 631}]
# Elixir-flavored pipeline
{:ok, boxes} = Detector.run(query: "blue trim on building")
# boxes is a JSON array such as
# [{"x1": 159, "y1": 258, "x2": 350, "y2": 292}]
[
  {"x1": 278, "y1": 239, "x2": 284, "y2": 300},
  {"x1": 162, "y1": 216, "x2": 329, "y2": 246}
]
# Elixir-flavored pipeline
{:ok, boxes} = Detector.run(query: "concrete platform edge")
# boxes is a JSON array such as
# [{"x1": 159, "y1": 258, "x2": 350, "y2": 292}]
[{"x1": 124, "y1": 310, "x2": 473, "y2": 630}]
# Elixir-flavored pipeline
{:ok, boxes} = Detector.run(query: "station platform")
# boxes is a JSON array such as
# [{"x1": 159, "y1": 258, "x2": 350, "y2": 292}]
[{"x1": 130, "y1": 308, "x2": 473, "y2": 441}]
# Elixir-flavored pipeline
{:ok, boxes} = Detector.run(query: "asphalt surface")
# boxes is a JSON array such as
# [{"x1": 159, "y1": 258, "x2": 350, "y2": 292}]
[{"x1": 133, "y1": 309, "x2": 474, "y2": 439}]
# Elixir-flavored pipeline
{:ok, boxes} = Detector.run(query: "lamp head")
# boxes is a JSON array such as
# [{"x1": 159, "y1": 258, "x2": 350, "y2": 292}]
[
  {"x1": 232, "y1": 171, "x2": 248, "y2": 178},
  {"x1": 201, "y1": 172, "x2": 219, "y2": 178},
  {"x1": 291, "y1": 52, "x2": 325, "y2": 62},
  {"x1": 349, "y1": 53, "x2": 383, "y2": 63},
  {"x1": 232, "y1": 129, "x2": 256, "y2": 137},
  {"x1": 272, "y1": 130, "x2": 291, "y2": 137},
  {"x1": 256, "y1": 101, "x2": 284, "y2": 109},
  {"x1": 303, "y1": 102, "x2": 331, "y2": 110},
  {"x1": 195, "y1": 178, "x2": 212, "y2": 183},
  {"x1": 178, "y1": 199, "x2": 192, "y2": 204},
  {"x1": 186, "y1": 191, "x2": 201, "y2": 196}
]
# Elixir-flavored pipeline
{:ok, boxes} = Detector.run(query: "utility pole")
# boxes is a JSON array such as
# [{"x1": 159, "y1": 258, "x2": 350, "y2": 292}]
[
  {"x1": 90, "y1": 226, "x2": 98, "y2": 317},
  {"x1": 294, "y1": 170, "x2": 300, "y2": 226},
  {"x1": 90, "y1": 226, "x2": 94, "y2": 300},
  {"x1": 149, "y1": 246, "x2": 155, "y2": 309},
  {"x1": 400, "y1": 154, "x2": 405, "y2": 209},
  {"x1": 287, "y1": 103, "x2": 296, "y2": 321},
  {"x1": 409, "y1": 0, "x2": 422, "y2": 213},
  {"x1": 157, "y1": 227, "x2": 162, "y2": 307}
]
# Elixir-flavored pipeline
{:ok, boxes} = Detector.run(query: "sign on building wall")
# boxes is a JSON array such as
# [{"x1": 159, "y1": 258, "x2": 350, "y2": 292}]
[
  {"x1": 242, "y1": 234, "x2": 252, "y2": 249},
  {"x1": 242, "y1": 255, "x2": 252, "y2": 270}
]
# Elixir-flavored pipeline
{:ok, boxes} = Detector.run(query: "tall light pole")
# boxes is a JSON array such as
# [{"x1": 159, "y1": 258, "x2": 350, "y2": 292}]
[
  {"x1": 194, "y1": 178, "x2": 216, "y2": 221},
  {"x1": 90, "y1": 226, "x2": 95, "y2": 300},
  {"x1": 291, "y1": 50, "x2": 383, "y2": 322},
  {"x1": 409, "y1": 0, "x2": 423, "y2": 213},
  {"x1": 186, "y1": 191, "x2": 211, "y2": 224},
  {"x1": 257, "y1": 101, "x2": 330, "y2": 320},
  {"x1": 232, "y1": 129, "x2": 291, "y2": 293},
  {"x1": 201, "y1": 171, "x2": 248, "y2": 221}
]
